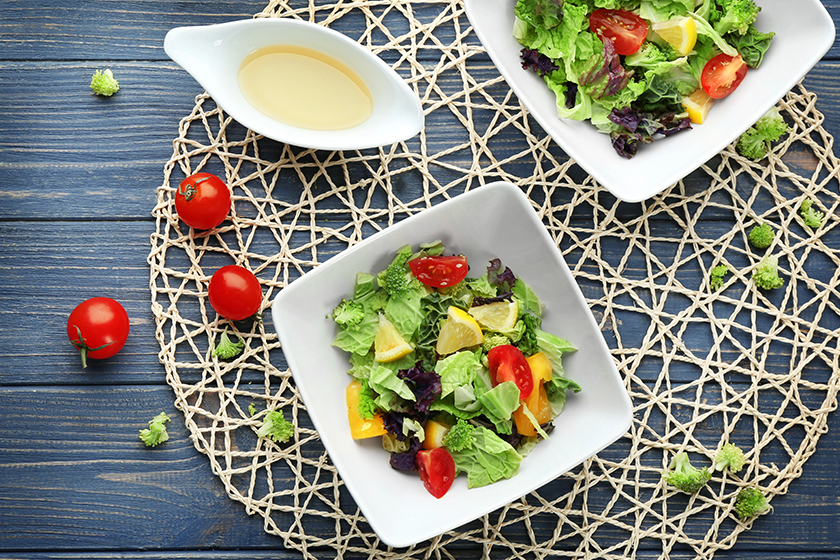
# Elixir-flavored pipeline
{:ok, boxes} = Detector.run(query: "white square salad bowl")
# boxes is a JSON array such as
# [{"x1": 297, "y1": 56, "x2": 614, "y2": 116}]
[
  {"x1": 464, "y1": 0, "x2": 835, "y2": 202},
  {"x1": 270, "y1": 182, "x2": 632, "y2": 547}
]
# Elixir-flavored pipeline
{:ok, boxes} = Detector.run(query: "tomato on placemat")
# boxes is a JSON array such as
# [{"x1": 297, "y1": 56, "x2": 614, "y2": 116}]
[
  {"x1": 67, "y1": 297, "x2": 130, "y2": 368},
  {"x1": 589, "y1": 9, "x2": 648, "y2": 55},
  {"x1": 208, "y1": 265, "x2": 262, "y2": 321},
  {"x1": 487, "y1": 344, "x2": 534, "y2": 400},
  {"x1": 175, "y1": 172, "x2": 231, "y2": 230},
  {"x1": 408, "y1": 255, "x2": 469, "y2": 288},
  {"x1": 416, "y1": 448, "x2": 456, "y2": 499},
  {"x1": 701, "y1": 54, "x2": 748, "y2": 99}
]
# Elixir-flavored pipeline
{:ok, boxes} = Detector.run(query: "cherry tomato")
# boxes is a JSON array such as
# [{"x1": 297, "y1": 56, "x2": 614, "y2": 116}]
[
  {"x1": 487, "y1": 345, "x2": 534, "y2": 400},
  {"x1": 701, "y1": 54, "x2": 748, "y2": 99},
  {"x1": 208, "y1": 265, "x2": 262, "y2": 321},
  {"x1": 408, "y1": 255, "x2": 469, "y2": 288},
  {"x1": 589, "y1": 9, "x2": 649, "y2": 55},
  {"x1": 67, "y1": 297, "x2": 130, "y2": 368},
  {"x1": 175, "y1": 172, "x2": 231, "y2": 230},
  {"x1": 416, "y1": 448, "x2": 456, "y2": 499}
]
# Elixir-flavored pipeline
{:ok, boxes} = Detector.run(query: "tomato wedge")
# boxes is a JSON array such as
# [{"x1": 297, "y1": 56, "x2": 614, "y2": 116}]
[
  {"x1": 589, "y1": 9, "x2": 649, "y2": 55},
  {"x1": 701, "y1": 54, "x2": 748, "y2": 99},
  {"x1": 408, "y1": 255, "x2": 469, "y2": 288},
  {"x1": 416, "y1": 448, "x2": 456, "y2": 499},
  {"x1": 487, "y1": 344, "x2": 534, "y2": 400}
]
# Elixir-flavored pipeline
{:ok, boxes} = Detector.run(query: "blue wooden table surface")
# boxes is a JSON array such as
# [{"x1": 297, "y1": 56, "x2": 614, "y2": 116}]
[{"x1": 1, "y1": 1, "x2": 839, "y2": 559}]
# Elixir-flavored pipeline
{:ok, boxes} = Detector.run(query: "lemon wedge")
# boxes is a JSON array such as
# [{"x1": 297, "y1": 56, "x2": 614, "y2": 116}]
[
  {"x1": 652, "y1": 16, "x2": 697, "y2": 57},
  {"x1": 681, "y1": 88, "x2": 715, "y2": 124},
  {"x1": 468, "y1": 300, "x2": 519, "y2": 332},
  {"x1": 435, "y1": 306, "x2": 484, "y2": 356},
  {"x1": 374, "y1": 314, "x2": 413, "y2": 362}
]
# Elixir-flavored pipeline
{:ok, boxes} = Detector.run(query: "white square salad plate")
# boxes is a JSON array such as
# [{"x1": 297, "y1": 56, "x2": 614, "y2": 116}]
[
  {"x1": 270, "y1": 181, "x2": 632, "y2": 547},
  {"x1": 464, "y1": 0, "x2": 835, "y2": 203}
]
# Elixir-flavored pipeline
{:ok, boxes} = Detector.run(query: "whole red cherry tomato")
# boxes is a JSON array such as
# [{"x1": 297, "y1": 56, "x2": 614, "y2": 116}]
[
  {"x1": 416, "y1": 448, "x2": 456, "y2": 499},
  {"x1": 175, "y1": 172, "x2": 231, "y2": 230},
  {"x1": 487, "y1": 344, "x2": 534, "y2": 400},
  {"x1": 208, "y1": 265, "x2": 262, "y2": 321},
  {"x1": 589, "y1": 9, "x2": 649, "y2": 55},
  {"x1": 408, "y1": 255, "x2": 469, "y2": 288},
  {"x1": 67, "y1": 297, "x2": 130, "y2": 368},
  {"x1": 701, "y1": 54, "x2": 748, "y2": 99}
]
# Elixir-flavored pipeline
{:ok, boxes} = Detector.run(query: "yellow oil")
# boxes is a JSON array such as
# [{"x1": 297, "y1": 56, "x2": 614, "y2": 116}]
[{"x1": 238, "y1": 44, "x2": 373, "y2": 131}]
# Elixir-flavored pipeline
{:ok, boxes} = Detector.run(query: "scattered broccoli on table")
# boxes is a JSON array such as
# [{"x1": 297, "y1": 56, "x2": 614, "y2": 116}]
[
  {"x1": 212, "y1": 328, "x2": 244, "y2": 359},
  {"x1": 248, "y1": 403, "x2": 258, "y2": 417},
  {"x1": 442, "y1": 418, "x2": 477, "y2": 452},
  {"x1": 662, "y1": 451, "x2": 712, "y2": 494},
  {"x1": 139, "y1": 412, "x2": 171, "y2": 447},
  {"x1": 709, "y1": 264, "x2": 730, "y2": 292},
  {"x1": 90, "y1": 69, "x2": 120, "y2": 96},
  {"x1": 752, "y1": 254, "x2": 784, "y2": 290},
  {"x1": 330, "y1": 299, "x2": 365, "y2": 329},
  {"x1": 748, "y1": 222, "x2": 775, "y2": 249},
  {"x1": 736, "y1": 106, "x2": 790, "y2": 161},
  {"x1": 714, "y1": 443, "x2": 746, "y2": 473},
  {"x1": 799, "y1": 198, "x2": 825, "y2": 230},
  {"x1": 257, "y1": 409, "x2": 294, "y2": 444},
  {"x1": 734, "y1": 487, "x2": 773, "y2": 519}
]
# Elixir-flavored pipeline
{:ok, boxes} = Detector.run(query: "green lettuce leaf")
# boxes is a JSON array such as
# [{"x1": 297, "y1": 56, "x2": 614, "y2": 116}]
[
  {"x1": 449, "y1": 426, "x2": 522, "y2": 488},
  {"x1": 435, "y1": 350, "x2": 482, "y2": 397}
]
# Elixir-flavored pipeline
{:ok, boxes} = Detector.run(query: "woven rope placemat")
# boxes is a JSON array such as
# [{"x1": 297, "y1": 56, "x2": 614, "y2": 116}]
[{"x1": 149, "y1": 1, "x2": 840, "y2": 557}]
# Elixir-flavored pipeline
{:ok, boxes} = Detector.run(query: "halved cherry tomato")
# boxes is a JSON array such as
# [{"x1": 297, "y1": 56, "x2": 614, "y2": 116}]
[
  {"x1": 67, "y1": 297, "x2": 130, "y2": 368},
  {"x1": 208, "y1": 265, "x2": 262, "y2": 321},
  {"x1": 416, "y1": 448, "x2": 456, "y2": 499},
  {"x1": 701, "y1": 54, "x2": 748, "y2": 99},
  {"x1": 487, "y1": 344, "x2": 533, "y2": 400},
  {"x1": 589, "y1": 9, "x2": 649, "y2": 55},
  {"x1": 408, "y1": 255, "x2": 469, "y2": 288},
  {"x1": 175, "y1": 172, "x2": 231, "y2": 230}
]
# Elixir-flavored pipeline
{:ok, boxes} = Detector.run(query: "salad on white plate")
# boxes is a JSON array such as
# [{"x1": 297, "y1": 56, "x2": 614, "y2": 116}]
[{"x1": 512, "y1": 0, "x2": 775, "y2": 157}]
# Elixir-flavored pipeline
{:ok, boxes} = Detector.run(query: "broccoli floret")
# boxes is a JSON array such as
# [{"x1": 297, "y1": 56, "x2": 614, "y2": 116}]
[
  {"x1": 482, "y1": 333, "x2": 512, "y2": 352},
  {"x1": 139, "y1": 412, "x2": 171, "y2": 447},
  {"x1": 442, "y1": 418, "x2": 477, "y2": 452},
  {"x1": 248, "y1": 403, "x2": 258, "y2": 417},
  {"x1": 257, "y1": 409, "x2": 294, "y2": 443},
  {"x1": 709, "y1": 264, "x2": 730, "y2": 292},
  {"x1": 734, "y1": 486, "x2": 772, "y2": 519},
  {"x1": 752, "y1": 254, "x2": 784, "y2": 290},
  {"x1": 714, "y1": 0, "x2": 760, "y2": 36},
  {"x1": 736, "y1": 106, "x2": 790, "y2": 160},
  {"x1": 331, "y1": 298, "x2": 365, "y2": 329},
  {"x1": 748, "y1": 222, "x2": 775, "y2": 249},
  {"x1": 800, "y1": 198, "x2": 825, "y2": 230},
  {"x1": 662, "y1": 451, "x2": 712, "y2": 493},
  {"x1": 377, "y1": 245, "x2": 417, "y2": 297},
  {"x1": 212, "y1": 328, "x2": 244, "y2": 359},
  {"x1": 714, "y1": 443, "x2": 746, "y2": 473},
  {"x1": 90, "y1": 69, "x2": 120, "y2": 96}
]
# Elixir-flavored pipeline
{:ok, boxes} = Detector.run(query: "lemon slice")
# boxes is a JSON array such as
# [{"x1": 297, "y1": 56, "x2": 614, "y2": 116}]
[
  {"x1": 652, "y1": 16, "x2": 697, "y2": 57},
  {"x1": 681, "y1": 88, "x2": 715, "y2": 124},
  {"x1": 435, "y1": 306, "x2": 484, "y2": 355},
  {"x1": 468, "y1": 300, "x2": 519, "y2": 332},
  {"x1": 374, "y1": 314, "x2": 413, "y2": 362}
]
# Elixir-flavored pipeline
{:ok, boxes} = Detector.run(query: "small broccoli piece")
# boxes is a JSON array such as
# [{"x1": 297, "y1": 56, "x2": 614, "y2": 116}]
[
  {"x1": 257, "y1": 409, "x2": 294, "y2": 443},
  {"x1": 442, "y1": 418, "x2": 477, "y2": 452},
  {"x1": 714, "y1": 0, "x2": 760, "y2": 36},
  {"x1": 709, "y1": 264, "x2": 730, "y2": 292},
  {"x1": 90, "y1": 69, "x2": 120, "y2": 96},
  {"x1": 736, "y1": 106, "x2": 790, "y2": 161},
  {"x1": 377, "y1": 245, "x2": 416, "y2": 297},
  {"x1": 800, "y1": 198, "x2": 825, "y2": 230},
  {"x1": 734, "y1": 486, "x2": 772, "y2": 519},
  {"x1": 212, "y1": 328, "x2": 244, "y2": 359},
  {"x1": 139, "y1": 412, "x2": 171, "y2": 447},
  {"x1": 752, "y1": 254, "x2": 784, "y2": 290},
  {"x1": 331, "y1": 298, "x2": 365, "y2": 329},
  {"x1": 748, "y1": 222, "x2": 775, "y2": 249},
  {"x1": 482, "y1": 333, "x2": 512, "y2": 352},
  {"x1": 714, "y1": 443, "x2": 746, "y2": 473},
  {"x1": 248, "y1": 403, "x2": 258, "y2": 417},
  {"x1": 662, "y1": 451, "x2": 712, "y2": 493}
]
